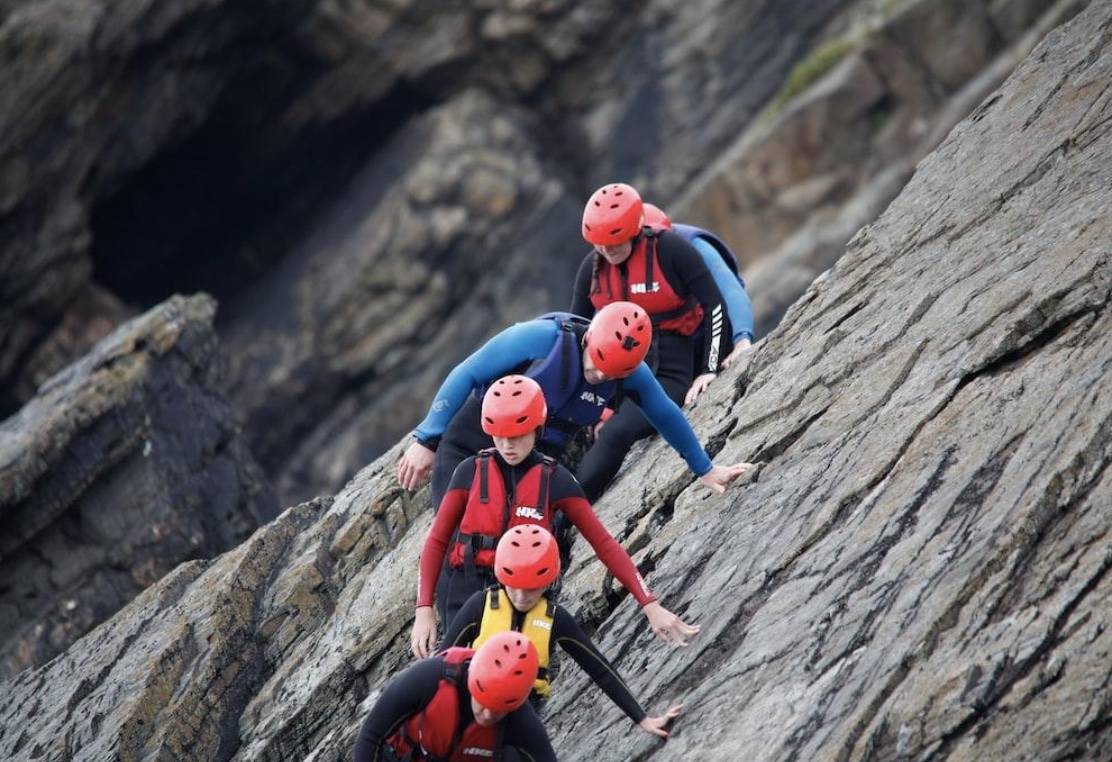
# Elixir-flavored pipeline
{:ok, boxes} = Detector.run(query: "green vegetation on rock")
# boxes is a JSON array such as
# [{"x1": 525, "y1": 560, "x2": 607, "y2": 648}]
[{"x1": 771, "y1": 37, "x2": 857, "y2": 112}]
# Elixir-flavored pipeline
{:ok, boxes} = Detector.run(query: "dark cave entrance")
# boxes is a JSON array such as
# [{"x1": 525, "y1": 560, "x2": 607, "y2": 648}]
[{"x1": 88, "y1": 60, "x2": 436, "y2": 313}]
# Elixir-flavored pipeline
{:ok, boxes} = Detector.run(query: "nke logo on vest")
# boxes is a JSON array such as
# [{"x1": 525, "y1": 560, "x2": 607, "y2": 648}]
[
  {"x1": 630, "y1": 281, "x2": 660, "y2": 294},
  {"x1": 515, "y1": 506, "x2": 544, "y2": 521}
]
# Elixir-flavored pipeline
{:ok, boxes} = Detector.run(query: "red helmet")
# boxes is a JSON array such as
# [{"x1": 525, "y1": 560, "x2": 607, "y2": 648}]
[
  {"x1": 582, "y1": 183, "x2": 644, "y2": 246},
  {"x1": 481, "y1": 376, "x2": 547, "y2": 437},
  {"x1": 495, "y1": 524, "x2": 560, "y2": 589},
  {"x1": 584, "y1": 301, "x2": 652, "y2": 379},
  {"x1": 468, "y1": 632, "x2": 539, "y2": 711},
  {"x1": 642, "y1": 202, "x2": 672, "y2": 231}
]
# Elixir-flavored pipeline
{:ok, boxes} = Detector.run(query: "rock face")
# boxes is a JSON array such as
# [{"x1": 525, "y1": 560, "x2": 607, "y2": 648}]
[
  {"x1": 1, "y1": 2, "x2": 1109, "y2": 759},
  {"x1": 677, "y1": 0, "x2": 1088, "y2": 335},
  {"x1": 0, "y1": 0, "x2": 874, "y2": 504},
  {"x1": 0, "y1": 294, "x2": 277, "y2": 679}
]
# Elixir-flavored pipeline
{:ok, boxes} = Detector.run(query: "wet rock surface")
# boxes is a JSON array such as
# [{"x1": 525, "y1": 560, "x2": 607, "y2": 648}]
[
  {"x1": 1, "y1": 2, "x2": 1109, "y2": 758},
  {"x1": 0, "y1": 294, "x2": 277, "y2": 679}
]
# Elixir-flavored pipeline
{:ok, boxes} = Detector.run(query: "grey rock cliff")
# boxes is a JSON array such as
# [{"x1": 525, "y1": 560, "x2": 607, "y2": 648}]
[
  {"x1": 0, "y1": 294, "x2": 277, "y2": 679},
  {"x1": 1, "y1": 1, "x2": 1109, "y2": 758}
]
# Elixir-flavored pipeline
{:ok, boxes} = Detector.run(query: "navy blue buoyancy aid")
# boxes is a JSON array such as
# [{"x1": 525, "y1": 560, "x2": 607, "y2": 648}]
[{"x1": 476, "y1": 313, "x2": 619, "y2": 450}]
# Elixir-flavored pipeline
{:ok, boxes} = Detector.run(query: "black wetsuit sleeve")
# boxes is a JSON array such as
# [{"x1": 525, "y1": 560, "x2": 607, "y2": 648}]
[
  {"x1": 552, "y1": 606, "x2": 647, "y2": 724},
  {"x1": 448, "y1": 455, "x2": 479, "y2": 491},
  {"x1": 657, "y1": 232, "x2": 733, "y2": 374},
  {"x1": 570, "y1": 253, "x2": 597, "y2": 319},
  {"x1": 353, "y1": 658, "x2": 443, "y2": 762},
  {"x1": 547, "y1": 462, "x2": 588, "y2": 501},
  {"x1": 439, "y1": 589, "x2": 485, "y2": 651},
  {"x1": 501, "y1": 701, "x2": 558, "y2": 762}
]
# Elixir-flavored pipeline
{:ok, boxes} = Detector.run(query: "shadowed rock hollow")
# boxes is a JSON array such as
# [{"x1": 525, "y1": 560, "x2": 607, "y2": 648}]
[{"x1": 1, "y1": 1, "x2": 1110, "y2": 760}]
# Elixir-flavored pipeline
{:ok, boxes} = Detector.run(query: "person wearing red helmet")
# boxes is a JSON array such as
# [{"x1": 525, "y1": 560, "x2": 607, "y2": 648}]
[
  {"x1": 412, "y1": 375, "x2": 698, "y2": 657},
  {"x1": 353, "y1": 632, "x2": 554, "y2": 762},
  {"x1": 441, "y1": 525, "x2": 687, "y2": 740},
  {"x1": 641, "y1": 202, "x2": 755, "y2": 368},
  {"x1": 571, "y1": 182, "x2": 739, "y2": 498},
  {"x1": 397, "y1": 301, "x2": 752, "y2": 507}
]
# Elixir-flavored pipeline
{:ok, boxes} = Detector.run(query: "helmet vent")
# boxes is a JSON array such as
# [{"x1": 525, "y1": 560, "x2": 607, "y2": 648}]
[
  {"x1": 608, "y1": 227, "x2": 622, "y2": 235},
  {"x1": 515, "y1": 415, "x2": 528, "y2": 423}
]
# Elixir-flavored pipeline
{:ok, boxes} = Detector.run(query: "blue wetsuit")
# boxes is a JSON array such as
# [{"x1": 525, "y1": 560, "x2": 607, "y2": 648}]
[
  {"x1": 691, "y1": 237, "x2": 754, "y2": 343},
  {"x1": 414, "y1": 318, "x2": 713, "y2": 507}
]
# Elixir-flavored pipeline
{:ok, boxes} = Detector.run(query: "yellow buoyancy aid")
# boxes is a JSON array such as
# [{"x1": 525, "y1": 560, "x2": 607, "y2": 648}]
[{"x1": 473, "y1": 587, "x2": 555, "y2": 697}]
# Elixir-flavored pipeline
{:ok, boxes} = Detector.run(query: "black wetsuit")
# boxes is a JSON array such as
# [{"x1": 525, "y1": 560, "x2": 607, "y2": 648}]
[
  {"x1": 353, "y1": 656, "x2": 556, "y2": 762},
  {"x1": 442, "y1": 588, "x2": 648, "y2": 724},
  {"x1": 570, "y1": 231, "x2": 732, "y2": 500}
]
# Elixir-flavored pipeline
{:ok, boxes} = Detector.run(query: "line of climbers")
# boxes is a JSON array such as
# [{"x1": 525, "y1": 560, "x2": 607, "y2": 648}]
[{"x1": 356, "y1": 184, "x2": 757, "y2": 760}]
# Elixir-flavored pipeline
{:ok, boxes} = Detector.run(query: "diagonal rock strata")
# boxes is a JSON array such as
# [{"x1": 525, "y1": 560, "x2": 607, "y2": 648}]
[{"x1": 1, "y1": 2, "x2": 1111, "y2": 760}]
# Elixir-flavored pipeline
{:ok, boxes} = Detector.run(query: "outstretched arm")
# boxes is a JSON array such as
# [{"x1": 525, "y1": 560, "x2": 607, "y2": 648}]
[
  {"x1": 412, "y1": 460, "x2": 473, "y2": 657},
  {"x1": 399, "y1": 320, "x2": 558, "y2": 489},
  {"x1": 411, "y1": 320, "x2": 559, "y2": 444},
  {"x1": 627, "y1": 366, "x2": 756, "y2": 492},
  {"x1": 690, "y1": 236, "x2": 753, "y2": 344},
  {"x1": 625, "y1": 365, "x2": 713, "y2": 476},
  {"x1": 553, "y1": 607, "x2": 647, "y2": 723}
]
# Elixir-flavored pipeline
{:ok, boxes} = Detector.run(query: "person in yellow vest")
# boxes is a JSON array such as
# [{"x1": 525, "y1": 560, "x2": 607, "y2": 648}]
[{"x1": 440, "y1": 523, "x2": 684, "y2": 739}]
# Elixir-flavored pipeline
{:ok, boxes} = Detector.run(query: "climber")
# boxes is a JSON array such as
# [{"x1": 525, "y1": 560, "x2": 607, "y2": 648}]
[
  {"x1": 411, "y1": 375, "x2": 700, "y2": 656},
  {"x1": 441, "y1": 524, "x2": 686, "y2": 739},
  {"x1": 353, "y1": 631, "x2": 555, "y2": 762},
  {"x1": 640, "y1": 201, "x2": 755, "y2": 363},
  {"x1": 396, "y1": 301, "x2": 754, "y2": 505},
  {"x1": 569, "y1": 183, "x2": 741, "y2": 498}
]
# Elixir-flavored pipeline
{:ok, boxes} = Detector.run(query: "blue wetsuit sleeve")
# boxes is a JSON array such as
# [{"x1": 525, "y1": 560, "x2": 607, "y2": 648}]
[
  {"x1": 413, "y1": 321, "x2": 559, "y2": 442},
  {"x1": 692, "y1": 237, "x2": 754, "y2": 342},
  {"x1": 625, "y1": 365, "x2": 713, "y2": 475}
]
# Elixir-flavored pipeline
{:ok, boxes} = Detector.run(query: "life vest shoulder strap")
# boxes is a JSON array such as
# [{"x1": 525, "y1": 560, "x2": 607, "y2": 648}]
[
  {"x1": 401, "y1": 649, "x2": 475, "y2": 760},
  {"x1": 476, "y1": 449, "x2": 494, "y2": 504}
]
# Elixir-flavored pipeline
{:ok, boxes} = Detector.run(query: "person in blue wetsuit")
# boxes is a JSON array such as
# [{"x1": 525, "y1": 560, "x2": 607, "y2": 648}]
[{"x1": 397, "y1": 301, "x2": 753, "y2": 506}]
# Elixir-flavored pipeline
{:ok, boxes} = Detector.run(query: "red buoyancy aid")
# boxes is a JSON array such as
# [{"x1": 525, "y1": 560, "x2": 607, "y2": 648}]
[
  {"x1": 589, "y1": 230, "x2": 704, "y2": 335},
  {"x1": 450, "y1": 451, "x2": 556, "y2": 570},
  {"x1": 388, "y1": 647, "x2": 502, "y2": 762}
]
